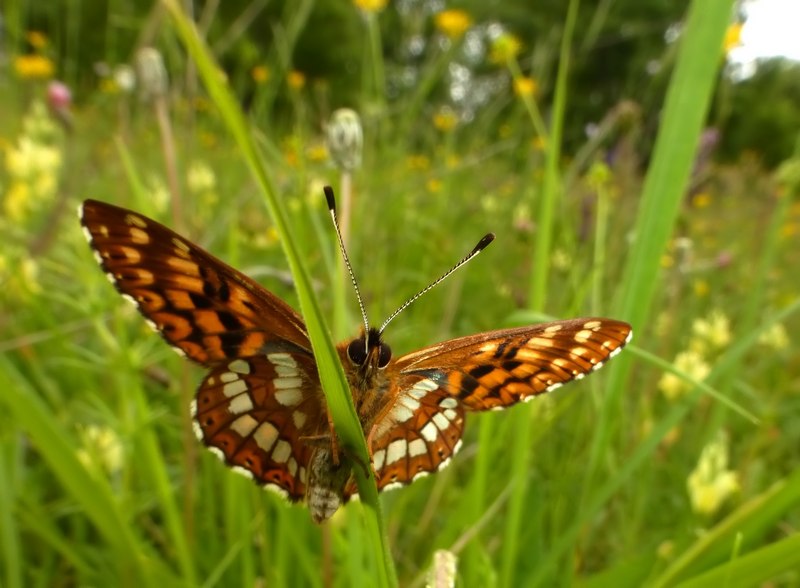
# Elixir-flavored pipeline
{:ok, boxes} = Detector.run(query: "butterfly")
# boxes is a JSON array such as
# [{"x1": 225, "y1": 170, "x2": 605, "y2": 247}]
[{"x1": 79, "y1": 191, "x2": 632, "y2": 523}]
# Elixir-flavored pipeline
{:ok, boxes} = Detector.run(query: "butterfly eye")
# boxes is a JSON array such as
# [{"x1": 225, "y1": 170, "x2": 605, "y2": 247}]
[
  {"x1": 347, "y1": 338, "x2": 368, "y2": 366},
  {"x1": 378, "y1": 342, "x2": 392, "y2": 368}
]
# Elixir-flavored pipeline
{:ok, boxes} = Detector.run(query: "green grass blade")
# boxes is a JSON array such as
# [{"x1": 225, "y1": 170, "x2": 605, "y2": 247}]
[
  {"x1": 161, "y1": 2, "x2": 396, "y2": 585},
  {"x1": 672, "y1": 532, "x2": 800, "y2": 588},
  {"x1": 0, "y1": 357, "x2": 177, "y2": 584},
  {"x1": 654, "y1": 466, "x2": 800, "y2": 586}
]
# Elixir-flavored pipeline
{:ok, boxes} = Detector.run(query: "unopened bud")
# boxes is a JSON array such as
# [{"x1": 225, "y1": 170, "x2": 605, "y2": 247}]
[
  {"x1": 327, "y1": 108, "x2": 363, "y2": 171},
  {"x1": 136, "y1": 47, "x2": 168, "y2": 101}
]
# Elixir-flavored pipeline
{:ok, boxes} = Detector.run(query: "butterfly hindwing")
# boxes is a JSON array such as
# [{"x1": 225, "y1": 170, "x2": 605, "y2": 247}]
[
  {"x1": 80, "y1": 199, "x2": 310, "y2": 365},
  {"x1": 367, "y1": 376, "x2": 466, "y2": 489},
  {"x1": 191, "y1": 352, "x2": 328, "y2": 500}
]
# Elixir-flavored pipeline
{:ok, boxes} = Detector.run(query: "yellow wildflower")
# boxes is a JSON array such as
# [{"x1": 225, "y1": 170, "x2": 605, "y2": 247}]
[
  {"x1": 434, "y1": 10, "x2": 472, "y2": 40},
  {"x1": 513, "y1": 76, "x2": 538, "y2": 98},
  {"x1": 687, "y1": 433, "x2": 739, "y2": 516},
  {"x1": 287, "y1": 70, "x2": 306, "y2": 90},
  {"x1": 758, "y1": 322, "x2": 789, "y2": 351},
  {"x1": 426, "y1": 178, "x2": 443, "y2": 193},
  {"x1": 353, "y1": 0, "x2": 388, "y2": 13},
  {"x1": 658, "y1": 349, "x2": 710, "y2": 401},
  {"x1": 306, "y1": 143, "x2": 329, "y2": 162},
  {"x1": 723, "y1": 23, "x2": 743, "y2": 54},
  {"x1": 691, "y1": 310, "x2": 731, "y2": 352},
  {"x1": 693, "y1": 279, "x2": 709, "y2": 297},
  {"x1": 407, "y1": 154, "x2": 430, "y2": 171},
  {"x1": 252, "y1": 65, "x2": 270, "y2": 84},
  {"x1": 14, "y1": 54, "x2": 55, "y2": 79},
  {"x1": 433, "y1": 107, "x2": 458, "y2": 132},
  {"x1": 77, "y1": 425, "x2": 124, "y2": 475},
  {"x1": 26, "y1": 31, "x2": 48, "y2": 50},
  {"x1": 490, "y1": 33, "x2": 522, "y2": 64},
  {"x1": 99, "y1": 78, "x2": 119, "y2": 94},
  {"x1": 186, "y1": 160, "x2": 217, "y2": 194},
  {"x1": 692, "y1": 192, "x2": 712, "y2": 208}
]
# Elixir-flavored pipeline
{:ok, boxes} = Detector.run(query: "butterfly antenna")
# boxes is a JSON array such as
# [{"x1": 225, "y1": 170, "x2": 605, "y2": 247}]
[
  {"x1": 325, "y1": 186, "x2": 371, "y2": 336},
  {"x1": 378, "y1": 232, "x2": 495, "y2": 335}
]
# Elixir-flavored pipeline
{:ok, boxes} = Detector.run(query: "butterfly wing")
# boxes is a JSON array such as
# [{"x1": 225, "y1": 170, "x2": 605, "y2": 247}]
[
  {"x1": 80, "y1": 199, "x2": 311, "y2": 364},
  {"x1": 193, "y1": 353, "x2": 329, "y2": 501},
  {"x1": 366, "y1": 318, "x2": 632, "y2": 489},
  {"x1": 80, "y1": 200, "x2": 327, "y2": 500}
]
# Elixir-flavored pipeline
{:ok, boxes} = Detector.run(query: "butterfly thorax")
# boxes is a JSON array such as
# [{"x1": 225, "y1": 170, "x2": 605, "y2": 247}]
[
  {"x1": 340, "y1": 328, "x2": 393, "y2": 428},
  {"x1": 306, "y1": 329, "x2": 393, "y2": 522}
]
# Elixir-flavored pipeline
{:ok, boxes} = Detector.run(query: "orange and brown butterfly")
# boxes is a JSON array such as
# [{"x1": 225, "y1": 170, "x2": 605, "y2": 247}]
[{"x1": 79, "y1": 189, "x2": 632, "y2": 523}]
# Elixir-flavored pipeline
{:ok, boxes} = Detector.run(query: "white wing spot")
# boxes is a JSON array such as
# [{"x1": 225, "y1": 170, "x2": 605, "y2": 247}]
[
  {"x1": 420, "y1": 421, "x2": 438, "y2": 442},
  {"x1": 292, "y1": 410, "x2": 307, "y2": 429},
  {"x1": 231, "y1": 465, "x2": 254, "y2": 480},
  {"x1": 574, "y1": 330, "x2": 593, "y2": 342},
  {"x1": 223, "y1": 379, "x2": 248, "y2": 398},
  {"x1": 583, "y1": 320, "x2": 602, "y2": 330},
  {"x1": 228, "y1": 394, "x2": 254, "y2": 415},
  {"x1": 228, "y1": 359, "x2": 251, "y2": 374},
  {"x1": 192, "y1": 420, "x2": 203, "y2": 441},
  {"x1": 172, "y1": 237, "x2": 190, "y2": 252},
  {"x1": 408, "y1": 438, "x2": 427, "y2": 457},
  {"x1": 439, "y1": 397, "x2": 458, "y2": 409},
  {"x1": 574, "y1": 372, "x2": 585, "y2": 380},
  {"x1": 275, "y1": 388, "x2": 302, "y2": 407},
  {"x1": 544, "y1": 324, "x2": 563, "y2": 333},
  {"x1": 442, "y1": 408, "x2": 458, "y2": 422},
  {"x1": 124, "y1": 213, "x2": 147, "y2": 228},
  {"x1": 268, "y1": 353, "x2": 297, "y2": 368},
  {"x1": 592, "y1": 361, "x2": 605, "y2": 371},
  {"x1": 382, "y1": 481, "x2": 404, "y2": 492},
  {"x1": 546, "y1": 382, "x2": 563, "y2": 393},
  {"x1": 92, "y1": 250, "x2": 104, "y2": 265},
  {"x1": 399, "y1": 395, "x2": 421, "y2": 411},
  {"x1": 386, "y1": 439, "x2": 408, "y2": 465},
  {"x1": 264, "y1": 485, "x2": 290, "y2": 500},
  {"x1": 144, "y1": 318, "x2": 159, "y2": 333},
  {"x1": 189, "y1": 399, "x2": 198, "y2": 418},
  {"x1": 208, "y1": 446, "x2": 225, "y2": 462},
  {"x1": 121, "y1": 293, "x2": 138, "y2": 308},
  {"x1": 272, "y1": 439, "x2": 292, "y2": 463},
  {"x1": 172, "y1": 347, "x2": 187, "y2": 358},
  {"x1": 274, "y1": 377, "x2": 303, "y2": 389},
  {"x1": 287, "y1": 457, "x2": 298, "y2": 478},
  {"x1": 129, "y1": 226, "x2": 150, "y2": 244},
  {"x1": 81, "y1": 225, "x2": 93, "y2": 244},
  {"x1": 299, "y1": 466, "x2": 307, "y2": 485},
  {"x1": 254, "y1": 422, "x2": 279, "y2": 452},
  {"x1": 372, "y1": 449, "x2": 386, "y2": 471},
  {"x1": 412, "y1": 471, "x2": 430, "y2": 482},
  {"x1": 391, "y1": 404, "x2": 414, "y2": 424},
  {"x1": 275, "y1": 365, "x2": 298, "y2": 378},
  {"x1": 432, "y1": 413, "x2": 449, "y2": 431},
  {"x1": 231, "y1": 414, "x2": 259, "y2": 437},
  {"x1": 220, "y1": 371, "x2": 238, "y2": 384}
]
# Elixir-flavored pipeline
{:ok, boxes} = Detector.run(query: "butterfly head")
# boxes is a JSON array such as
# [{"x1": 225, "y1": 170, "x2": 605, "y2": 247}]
[{"x1": 346, "y1": 327, "x2": 392, "y2": 374}]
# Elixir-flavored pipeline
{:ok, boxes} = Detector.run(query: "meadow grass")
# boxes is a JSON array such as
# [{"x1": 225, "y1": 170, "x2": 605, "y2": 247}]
[{"x1": 2, "y1": 0, "x2": 800, "y2": 586}]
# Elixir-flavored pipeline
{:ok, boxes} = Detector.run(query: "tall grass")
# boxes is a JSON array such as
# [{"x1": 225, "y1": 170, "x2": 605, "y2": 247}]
[{"x1": 2, "y1": 0, "x2": 799, "y2": 586}]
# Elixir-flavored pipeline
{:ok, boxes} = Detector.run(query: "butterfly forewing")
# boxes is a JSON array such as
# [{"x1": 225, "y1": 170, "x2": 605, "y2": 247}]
[
  {"x1": 362, "y1": 318, "x2": 632, "y2": 491},
  {"x1": 80, "y1": 199, "x2": 310, "y2": 365}
]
